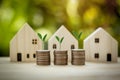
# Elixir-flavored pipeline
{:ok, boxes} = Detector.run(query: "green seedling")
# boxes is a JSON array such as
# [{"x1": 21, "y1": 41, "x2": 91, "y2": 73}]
[
  {"x1": 38, "y1": 33, "x2": 47, "y2": 50},
  {"x1": 55, "y1": 36, "x2": 64, "y2": 50},
  {"x1": 72, "y1": 31, "x2": 82, "y2": 48}
]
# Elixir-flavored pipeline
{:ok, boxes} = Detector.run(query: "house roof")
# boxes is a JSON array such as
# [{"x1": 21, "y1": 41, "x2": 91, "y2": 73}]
[
  {"x1": 10, "y1": 23, "x2": 37, "y2": 44},
  {"x1": 84, "y1": 27, "x2": 118, "y2": 43},
  {"x1": 49, "y1": 25, "x2": 77, "y2": 41}
]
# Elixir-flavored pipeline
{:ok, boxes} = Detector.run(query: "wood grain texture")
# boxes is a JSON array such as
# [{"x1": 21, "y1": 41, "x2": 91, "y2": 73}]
[
  {"x1": 48, "y1": 25, "x2": 78, "y2": 62},
  {"x1": 84, "y1": 27, "x2": 118, "y2": 62},
  {"x1": 10, "y1": 23, "x2": 42, "y2": 62}
]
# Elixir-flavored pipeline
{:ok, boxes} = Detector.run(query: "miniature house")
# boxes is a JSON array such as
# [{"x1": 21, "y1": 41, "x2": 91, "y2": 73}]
[
  {"x1": 10, "y1": 23, "x2": 42, "y2": 62},
  {"x1": 84, "y1": 27, "x2": 118, "y2": 62},
  {"x1": 48, "y1": 25, "x2": 78, "y2": 62}
]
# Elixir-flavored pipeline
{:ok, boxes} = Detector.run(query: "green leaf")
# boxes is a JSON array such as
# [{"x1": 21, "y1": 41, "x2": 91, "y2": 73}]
[
  {"x1": 60, "y1": 37, "x2": 64, "y2": 43},
  {"x1": 72, "y1": 31, "x2": 82, "y2": 40},
  {"x1": 72, "y1": 31, "x2": 78, "y2": 39},
  {"x1": 55, "y1": 36, "x2": 60, "y2": 42},
  {"x1": 43, "y1": 34, "x2": 47, "y2": 41},
  {"x1": 78, "y1": 32, "x2": 82, "y2": 40},
  {"x1": 37, "y1": 33, "x2": 42, "y2": 40}
]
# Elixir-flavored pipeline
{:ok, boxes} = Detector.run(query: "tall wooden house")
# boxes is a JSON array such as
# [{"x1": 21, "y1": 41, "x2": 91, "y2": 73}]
[
  {"x1": 10, "y1": 23, "x2": 42, "y2": 62},
  {"x1": 84, "y1": 27, "x2": 118, "y2": 62},
  {"x1": 48, "y1": 25, "x2": 78, "y2": 62}
]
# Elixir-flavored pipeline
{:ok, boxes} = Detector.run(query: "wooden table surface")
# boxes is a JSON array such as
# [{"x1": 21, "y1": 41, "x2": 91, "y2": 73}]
[{"x1": 0, "y1": 57, "x2": 120, "y2": 80}]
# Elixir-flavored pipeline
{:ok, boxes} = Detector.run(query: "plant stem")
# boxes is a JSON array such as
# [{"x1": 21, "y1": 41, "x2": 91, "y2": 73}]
[
  {"x1": 42, "y1": 41, "x2": 44, "y2": 50},
  {"x1": 60, "y1": 43, "x2": 61, "y2": 50},
  {"x1": 78, "y1": 40, "x2": 81, "y2": 49}
]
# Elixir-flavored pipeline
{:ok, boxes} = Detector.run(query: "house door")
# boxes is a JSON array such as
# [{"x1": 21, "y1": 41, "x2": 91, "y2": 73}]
[
  {"x1": 17, "y1": 53, "x2": 22, "y2": 61},
  {"x1": 107, "y1": 54, "x2": 111, "y2": 61}
]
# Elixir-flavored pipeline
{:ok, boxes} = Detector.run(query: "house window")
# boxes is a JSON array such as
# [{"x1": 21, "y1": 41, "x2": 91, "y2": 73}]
[
  {"x1": 94, "y1": 53, "x2": 99, "y2": 58},
  {"x1": 53, "y1": 44, "x2": 57, "y2": 49},
  {"x1": 95, "y1": 38, "x2": 99, "y2": 43},
  {"x1": 27, "y1": 54, "x2": 29, "y2": 58},
  {"x1": 32, "y1": 39, "x2": 37, "y2": 44},
  {"x1": 33, "y1": 54, "x2": 36, "y2": 58},
  {"x1": 71, "y1": 45, "x2": 75, "y2": 49}
]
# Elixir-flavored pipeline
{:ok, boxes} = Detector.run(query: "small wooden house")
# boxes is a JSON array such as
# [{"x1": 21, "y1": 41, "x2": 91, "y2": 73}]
[
  {"x1": 48, "y1": 25, "x2": 78, "y2": 62},
  {"x1": 10, "y1": 23, "x2": 42, "y2": 62},
  {"x1": 84, "y1": 27, "x2": 118, "y2": 62}
]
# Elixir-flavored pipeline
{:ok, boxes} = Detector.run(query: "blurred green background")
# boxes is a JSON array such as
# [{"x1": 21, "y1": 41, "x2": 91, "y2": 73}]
[{"x1": 0, "y1": 0, "x2": 120, "y2": 56}]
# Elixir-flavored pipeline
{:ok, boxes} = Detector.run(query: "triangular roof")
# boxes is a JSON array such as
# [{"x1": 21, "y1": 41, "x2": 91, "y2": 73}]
[
  {"x1": 10, "y1": 23, "x2": 37, "y2": 44},
  {"x1": 49, "y1": 25, "x2": 77, "y2": 41},
  {"x1": 84, "y1": 27, "x2": 118, "y2": 43}
]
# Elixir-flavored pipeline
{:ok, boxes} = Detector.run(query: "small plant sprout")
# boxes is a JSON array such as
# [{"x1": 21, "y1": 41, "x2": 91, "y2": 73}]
[
  {"x1": 55, "y1": 36, "x2": 64, "y2": 50},
  {"x1": 38, "y1": 33, "x2": 47, "y2": 50},
  {"x1": 72, "y1": 31, "x2": 82, "y2": 48}
]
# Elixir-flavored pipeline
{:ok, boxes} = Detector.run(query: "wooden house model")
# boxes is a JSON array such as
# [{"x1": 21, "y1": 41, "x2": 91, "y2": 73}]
[
  {"x1": 84, "y1": 27, "x2": 118, "y2": 62},
  {"x1": 48, "y1": 25, "x2": 78, "y2": 62},
  {"x1": 10, "y1": 23, "x2": 42, "y2": 62}
]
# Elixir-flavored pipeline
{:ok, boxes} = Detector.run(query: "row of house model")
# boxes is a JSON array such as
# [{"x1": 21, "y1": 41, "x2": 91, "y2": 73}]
[{"x1": 10, "y1": 23, "x2": 118, "y2": 62}]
